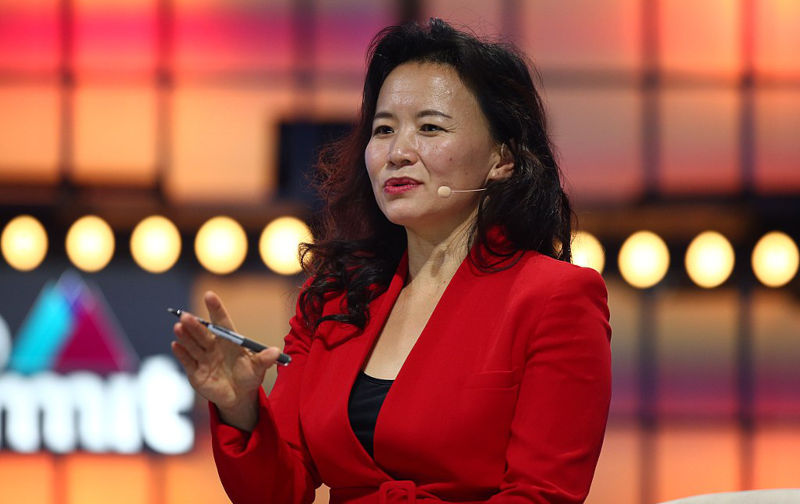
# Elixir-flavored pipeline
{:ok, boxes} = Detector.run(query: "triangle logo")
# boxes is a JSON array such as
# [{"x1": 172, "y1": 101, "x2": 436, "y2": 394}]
[{"x1": 7, "y1": 271, "x2": 139, "y2": 375}]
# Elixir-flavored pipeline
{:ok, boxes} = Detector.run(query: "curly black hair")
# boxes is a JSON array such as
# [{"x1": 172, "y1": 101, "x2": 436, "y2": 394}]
[{"x1": 299, "y1": 18, "x2": 573, "y2": 332}]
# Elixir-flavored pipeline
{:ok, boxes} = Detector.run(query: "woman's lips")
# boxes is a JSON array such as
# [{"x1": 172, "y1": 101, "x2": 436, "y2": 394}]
[{"x1": 384, "y1": 177, "x2": 421, "y2": 194}]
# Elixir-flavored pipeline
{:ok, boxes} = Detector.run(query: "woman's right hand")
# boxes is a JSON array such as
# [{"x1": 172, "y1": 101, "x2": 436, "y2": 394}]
[{"x1": 170, "y1": 290, "x2": 283, "y2": 431}]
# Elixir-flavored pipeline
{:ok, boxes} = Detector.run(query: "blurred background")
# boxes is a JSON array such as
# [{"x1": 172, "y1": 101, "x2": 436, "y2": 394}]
[{"x1": 1, "y1": 0, "x2": 799, "y2": 503}]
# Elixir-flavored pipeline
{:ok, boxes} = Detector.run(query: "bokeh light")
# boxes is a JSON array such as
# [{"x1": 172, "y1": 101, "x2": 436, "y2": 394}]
[
  {"x1": 685, "y1": 231, "x2": 735, "y2": 288},
  {"x1": 751, "y1": 231, "x2": 799, "y2": 288},
  {"x1": 65, "y1": 215, "x2": 115, "y2": 272},
  {"x1": 130, "y1": 216, "x2": 182, "y2": 273},
  {"x1": 259, "y1": 216, "x2": 312, "y2": 275},
  {"x1": 571, "y1": 230, "x2": 605, "y2": 273},
  {"x1": 0, "y1": 215, "x2": 49, "y2": 271},
  {"x1": 194, "y1": 216, "x2": 248, "y2": 274},
  {"x1": 618, "y1": 231, "x2": 670, "y2": 289}
]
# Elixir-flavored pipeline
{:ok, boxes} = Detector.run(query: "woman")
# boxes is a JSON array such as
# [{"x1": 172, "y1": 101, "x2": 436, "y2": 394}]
[{"x1": 172, "y1": 18, "x2": 611, "y2": 504}]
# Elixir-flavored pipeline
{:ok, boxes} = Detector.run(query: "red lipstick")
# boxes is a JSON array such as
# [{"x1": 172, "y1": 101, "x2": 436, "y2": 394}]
[{"x1": 384, "y1": 177, "x2": 421, "y2": 194}]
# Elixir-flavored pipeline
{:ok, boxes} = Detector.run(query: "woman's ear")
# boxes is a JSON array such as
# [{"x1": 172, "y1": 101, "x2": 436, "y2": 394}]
[{"x1": 488, "y1": 143, "x2": 514, "y2": 181}]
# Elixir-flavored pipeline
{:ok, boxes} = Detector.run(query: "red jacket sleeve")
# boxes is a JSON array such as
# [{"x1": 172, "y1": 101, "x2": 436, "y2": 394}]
[
  {"x1": 488, "y1": 265, "x2": 612, "y2": 503},
  {"x1": 209, "y1": 298, "x2": 322, "y2": 504}
]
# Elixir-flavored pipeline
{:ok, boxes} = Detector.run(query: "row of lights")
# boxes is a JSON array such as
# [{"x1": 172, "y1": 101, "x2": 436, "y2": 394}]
[
  {"x1": 0, "y1": 215, "x2": 312, "y2": 276},
  {"x1": 1, "y1": 214, "x2": 798, "y2": 288},
  {"x1": 572, "y1": 230, "x2": 800, "y2": 289}
]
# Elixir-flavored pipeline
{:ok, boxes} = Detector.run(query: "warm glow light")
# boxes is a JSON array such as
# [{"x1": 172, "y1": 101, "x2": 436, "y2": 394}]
[
  {"x1": 65, "y1": 215, "x2": 115, "y2": 272},
  {"x1": 259, "y1": 216, "x2": 311, "y2": 275},
  {"x1": 685, "y1": 231, "x2": 735, "y2": 288},
  {"x1": 0, "y1": 215, "x2": 48, "y2": 271},
  {"x1": 194, "y1": 216, "x2": 247, "y2": 274},
  {"x1": 618, "y1": 231, "x2": 670, "y2": 289},
  {"x1": 572, "y1": 231, "x2": 605, "y2": 274},
  {"x1": 130, "y1": 216, "x2": 182, "y2": 273},
  {"x1": 752, "y1": 231, "x2": 799, "y2": 288}
]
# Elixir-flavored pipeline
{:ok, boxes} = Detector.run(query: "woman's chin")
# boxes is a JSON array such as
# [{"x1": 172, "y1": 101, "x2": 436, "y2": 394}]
[
  {"x1": 383, "y1": 213, "x2": 420, "y2": 229},
  {"x1": 380, "y1": 202, "x2": 425, "y2": 225}
]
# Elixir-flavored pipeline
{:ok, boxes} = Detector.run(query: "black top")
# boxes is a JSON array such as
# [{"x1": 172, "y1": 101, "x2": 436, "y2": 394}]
[{"x1": 348, "y1": 371, "x2": 393, "y2": 458}]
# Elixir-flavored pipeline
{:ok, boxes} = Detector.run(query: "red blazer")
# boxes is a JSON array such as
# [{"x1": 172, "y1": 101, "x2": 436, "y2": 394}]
[{"x1": 210, "y1": 248, "x2": 612, "y2": 504}]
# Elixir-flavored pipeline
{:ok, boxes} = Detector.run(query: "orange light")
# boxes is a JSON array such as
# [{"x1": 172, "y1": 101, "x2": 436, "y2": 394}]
[
  {"x1": 572, "y1": 231, "x2": 605, "y2": 274},
  {"x1": 752, "y1": 231, "x2": 799, "y2": 287},
  {"x1": 618, "y1": 231, "x2": 670, "y2": 289},
  {"x1": 194, "y1": 217, "x2": 247, "y2": 275},
  {"x1": 130, "y1": 216, "x2": 182, "y2": 273},
  {"x1": 259, "y1": 217, "x2": 311, "y2": 275},
  {"x1": 685, "y1": 231, "x2": 735, "y2": 288},
  {"x1": 0, "y1": 215, "x2": 48, "y2": 271},
  {"x1": 65, "y1": 215, "x2": 115, "y2": 272}
]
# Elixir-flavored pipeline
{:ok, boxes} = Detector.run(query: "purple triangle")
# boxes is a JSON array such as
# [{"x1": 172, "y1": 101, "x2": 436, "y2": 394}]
[{"x1": 52, "y1": 276, "x2": 137, "y2": 375}]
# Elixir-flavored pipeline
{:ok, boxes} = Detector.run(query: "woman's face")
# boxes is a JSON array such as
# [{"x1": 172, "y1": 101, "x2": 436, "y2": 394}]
[{"x1": 365, "y1": 62, "x2": 508, "y2": 239}]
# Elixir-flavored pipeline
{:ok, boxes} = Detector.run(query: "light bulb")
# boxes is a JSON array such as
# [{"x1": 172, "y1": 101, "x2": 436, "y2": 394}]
[{"x1": 618, "y1": 231, "x2": 670, "y2": 289}]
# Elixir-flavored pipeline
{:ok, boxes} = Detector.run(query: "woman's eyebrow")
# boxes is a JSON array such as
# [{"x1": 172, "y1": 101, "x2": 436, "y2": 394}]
[
  {"x1": 373, "y1": 110, "x2": 453, "y2": 121},
  {"x1": 417, "y1": 109, "x2": 452, "y2": 119}
]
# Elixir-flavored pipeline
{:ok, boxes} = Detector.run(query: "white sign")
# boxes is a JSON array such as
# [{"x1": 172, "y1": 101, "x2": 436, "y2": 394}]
[{"x1": 0, "y1": 355, "x2": 195, "y2": 454}]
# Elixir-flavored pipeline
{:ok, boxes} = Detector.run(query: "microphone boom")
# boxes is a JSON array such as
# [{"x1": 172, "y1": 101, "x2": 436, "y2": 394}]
[{"x1": 437, "y1": 186, "x2": 487, "y2": 198}]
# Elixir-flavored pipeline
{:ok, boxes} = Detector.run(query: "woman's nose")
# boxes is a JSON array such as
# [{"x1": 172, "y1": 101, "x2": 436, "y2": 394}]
[{"x1": 387, "y1": 131, "x2": 418, "y2": 167}]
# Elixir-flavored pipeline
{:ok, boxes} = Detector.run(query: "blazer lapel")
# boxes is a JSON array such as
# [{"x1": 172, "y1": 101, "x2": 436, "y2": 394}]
[
  {"x1": 314, "y1": 252, "x2": 408, "y2": 349},
  {"x1": 304, "y1": 253, "x2": 409, "y2": 485}
]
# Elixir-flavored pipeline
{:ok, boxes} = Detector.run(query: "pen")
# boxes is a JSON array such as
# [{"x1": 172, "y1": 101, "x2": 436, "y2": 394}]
[{"x1": 168, "y1": 308, "x2": 291, "y2": 366}]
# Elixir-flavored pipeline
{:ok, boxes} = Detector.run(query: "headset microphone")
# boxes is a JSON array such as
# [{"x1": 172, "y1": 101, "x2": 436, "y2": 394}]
[{"x1": 437, "y1": 186, "x2": 487, "y2": 198}]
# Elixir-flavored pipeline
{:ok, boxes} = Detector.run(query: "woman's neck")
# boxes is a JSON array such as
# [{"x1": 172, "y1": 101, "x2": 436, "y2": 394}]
[{"x1": 404, "y1": 213, "x2": 475, "y2": 290}]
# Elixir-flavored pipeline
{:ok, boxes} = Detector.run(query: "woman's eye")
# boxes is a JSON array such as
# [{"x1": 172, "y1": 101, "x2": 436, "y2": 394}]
[
  {"x1": 420, "y1": 124, "x2": 443, "y2": 132},
  {"x1": 372, "y1": 125, "x2": 392, "y2": 135}
]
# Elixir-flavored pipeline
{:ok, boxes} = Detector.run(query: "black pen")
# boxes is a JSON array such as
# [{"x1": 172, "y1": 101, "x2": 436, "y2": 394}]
[{"x1": 168, "y1": 308, "x2": 291, "y2": 366}]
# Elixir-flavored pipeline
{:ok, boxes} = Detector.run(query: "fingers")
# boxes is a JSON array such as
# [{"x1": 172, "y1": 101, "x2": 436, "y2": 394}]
[
  {"x1": 248, "y1": 347, "x2": 281, "y2": 383},
  {"x1": 177, "y1": 313, "x2": 215, "y2": 350},
  {"x1": 171, "y1": 341, "x2": 198, "y2": 375},
  {"x1": 253, "y1": 346, "x2": 282, "y2": 371},
  {"x1": 204, "y1": 291, "x2": 236, "y2": 331},
  {"x1": 173, "y1": 320, "x2": 210, "y2": 361}
]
